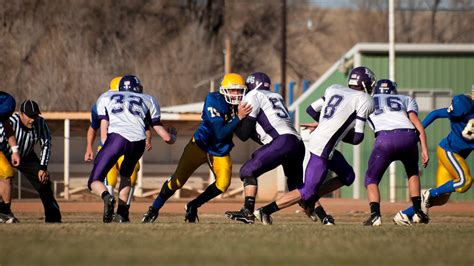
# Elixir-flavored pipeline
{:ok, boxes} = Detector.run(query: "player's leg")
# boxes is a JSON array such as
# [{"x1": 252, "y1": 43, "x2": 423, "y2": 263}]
[
  {"x1": 88, "y1": 134, "x2": 126, "y2": 223},
  {"x1": 426, "y1": 146, "x2": 472, "y2": 206},
  {"x1": 99, "y1": 145, "x2": 117, "y2": 196},
  {"x1": 115, "y1": 140, "x2": 145, "y2": 223},
  {"x1": 0, "y1": 152, "x2": 17, "y2": 223},
  {"x1": 227, "y1": 135, "x2": 302, "y2": 223},
  {"x1": 184, "y1": 153, "x2": 232, "y2": 223},
  {"x1": 16, "y1": 153, "x2": 61, "y2": 223},
  {"x1": 256, "y1": 153, "x2": 329, "y2": 225},
  {"x1": 142, "y1": 139, "x2": 207, "y2": 223}
]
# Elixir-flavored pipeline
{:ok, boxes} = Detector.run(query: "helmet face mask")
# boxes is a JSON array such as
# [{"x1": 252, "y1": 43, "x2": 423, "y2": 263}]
[
  {"x1": 348, "y1": 66, "x2": 376, "y2": 95},
  {"x1": 219, "y1": 73, "x2": 246, "y2": 105},
  {"x1": 119, "y1": 75, "x2": 143, "y2": 93},
  {"x1": 374, "y1": 79, "x2": 398, "y2": 95}
]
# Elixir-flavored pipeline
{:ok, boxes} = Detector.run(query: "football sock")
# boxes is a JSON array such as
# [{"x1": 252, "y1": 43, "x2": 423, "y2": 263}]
[
  {"x1": 261, "y1": 201, "x2": 279, "y2": 215},
  {"x1": 117, "y1": 199, "x2": 128, "y2": 215},
  {"x1": 314, "y1": 206, "x2": 328, "y2": 220},
  {"x1": 151, "y1": 181, "x2": 176, "y2": 211},
  {"x1": 411, "y1": 196, "x2": 422, "y2": 212},
  {"x1": 101, "y1": 191, "x2": 111, "y2": 200},
  {"x1": 188, "y1": 183, "x2": 222, "y2": 208},
  {"x1": 402, "y1": 207, "x2": 415, "y2": 217},
  {"x1": 0, "y1": 202, "x2": 10, "y2": 214},
  {"x1": 244, "y1": 196, "x2": 256, "y2": 212},
  {"x1": 369, "y1": 202, "x2": 380, "y2": 216},
  {"x1": 430, "y1": 180, "x2": 455, "y2": 197}
]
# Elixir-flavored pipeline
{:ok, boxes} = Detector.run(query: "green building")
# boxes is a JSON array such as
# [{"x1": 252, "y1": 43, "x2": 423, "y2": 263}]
[{"x1": 289, "y1": 43, "x2": 474, "y2": 202}]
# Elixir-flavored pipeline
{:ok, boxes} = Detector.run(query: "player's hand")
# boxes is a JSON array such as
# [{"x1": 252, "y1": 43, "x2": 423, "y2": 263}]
[
  {"x1": 167, "y1": 127, "x2": 177, "y2": 144},
  {"x1": 421, "y1": 150, "x2": 429, "y2": 168},
  {"x1": 237, "y1": 102, "x2": 252, "y2": 120},
  {"x1": 10, "y1": 152, "x2": 20, "y2": 167},
  {"x1": 145, "y1": 140, "x2": 152, "y2": 151},
  {"x1": 301, "y1": 122, "x2": 319, "y2": 133},
  {"x1": 38, "y1": 170, "x2": 50, "y2": 184},
  {"x1": 84, "y1": 147, "x2": 94, "y2": 162}
]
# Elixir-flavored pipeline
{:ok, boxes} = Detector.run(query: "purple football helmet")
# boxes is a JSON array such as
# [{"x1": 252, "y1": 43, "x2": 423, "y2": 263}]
[
  {"x1": 374, "y1": 79, "x2": 398, "y2": 95},
  {"x1": 119, "y1": 75, "x2": 143, "y2": 93},
  {"x1": 245, "y1": 72, "x2": 271, "y2": 93},
  {"x1": 347, "y1": 66, "x2": 376, "y2": 95}
]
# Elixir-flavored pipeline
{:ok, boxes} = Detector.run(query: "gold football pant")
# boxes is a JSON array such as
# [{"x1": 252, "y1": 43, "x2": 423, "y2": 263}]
[
  {"x1": 167, "y1": 139, "x2": 232, "y2": 192},
  {"x1": 435, "y1": 146, "x2": 472, "y2": 193},
  {"x1": 0, "y1": 152, "x2": 14, "y2": 179}
]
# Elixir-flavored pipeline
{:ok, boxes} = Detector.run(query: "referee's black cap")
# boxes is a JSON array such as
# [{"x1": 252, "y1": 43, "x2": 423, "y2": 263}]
[{"x1": 20, "y1": 100, "x2": 41, "y2": 118}]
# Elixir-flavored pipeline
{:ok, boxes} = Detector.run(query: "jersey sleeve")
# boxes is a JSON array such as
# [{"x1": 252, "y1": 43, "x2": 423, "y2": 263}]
[
  {"x1": 448, "y1": 95, "x2": 471, "y2": 119},
  {"x1": 243, "y1": 91, "x2": 261, "y2": 119},
  {"x1": 206, "y1": 94, "x2": 240, "y2": 140},
  {"x1": 310, "y1": 97, "x2": 325, "y2": 113},
  {"x1": 90, "y1": 104, "x2": 100, "y2": 130},
  {"x1": 355, "y1": 95, "x2": 374, "y2": 133},
  {"x1": 96, "y1": 93, "x2": 109, "y2": 121},
  {"x1": 148, "y1": 96, "x2": 162, "y2": 126},
  {"x1": 406, "y1": 96, "x2": 419, "y2": 114}
]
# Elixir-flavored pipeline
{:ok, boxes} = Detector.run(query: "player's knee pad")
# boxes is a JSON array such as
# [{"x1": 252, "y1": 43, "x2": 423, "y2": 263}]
[
  {"x1": 242, "y1": 176, "x2": 258, "y2": 187},
  {"x1": 338, "y1": 170, "x2": 355, "y2": 186},
  {"x1": 364, "y1": 176, "x2": 380, "y2": 188},
  {"x1": 167, "y1": 176, "x2": 184, "y2": 190}
]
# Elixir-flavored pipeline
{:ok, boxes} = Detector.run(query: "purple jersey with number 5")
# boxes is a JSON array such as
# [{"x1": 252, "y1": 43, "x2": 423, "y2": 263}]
[
  {"x1": 243, "y1": 89, "x2": 300, "y2": 145},
  {"x1": 96, "y1": 91, "x2": 161, "y2": 142},
  {"x1": 308, "y1": 84, "x2": 374, "y2": 159}
]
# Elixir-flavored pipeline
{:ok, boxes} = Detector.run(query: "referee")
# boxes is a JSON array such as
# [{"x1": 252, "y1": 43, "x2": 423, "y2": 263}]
[{"x1": 0, "y1": 100, "x2": 61, "y2": 223}]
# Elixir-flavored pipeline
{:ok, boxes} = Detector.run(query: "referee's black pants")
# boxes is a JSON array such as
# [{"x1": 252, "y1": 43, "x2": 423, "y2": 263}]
[{"x1": 14, "y1": 152, "x2": 62, "y2": 222}]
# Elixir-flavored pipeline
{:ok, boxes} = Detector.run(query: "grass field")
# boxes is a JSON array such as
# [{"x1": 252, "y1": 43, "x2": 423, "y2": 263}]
[{"x1": 0, "y1": 206, "x2": 473, "y2": 266}]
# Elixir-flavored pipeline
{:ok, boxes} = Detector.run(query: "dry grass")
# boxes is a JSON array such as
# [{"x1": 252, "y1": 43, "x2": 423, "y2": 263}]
[{"x1": 0, "y1": 211, "x2": 473, "y2": 266}]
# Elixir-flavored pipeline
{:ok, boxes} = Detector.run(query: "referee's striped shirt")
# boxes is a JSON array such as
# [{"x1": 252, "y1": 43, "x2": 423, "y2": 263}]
[{"x1": 0, "y1": 113, "x2": 52, "y2": 170}]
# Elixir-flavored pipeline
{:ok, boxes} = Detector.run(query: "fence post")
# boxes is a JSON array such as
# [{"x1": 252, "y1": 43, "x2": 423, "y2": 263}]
[{"x1": 64, "y1": 119, "x2": 70, "y2": 200}]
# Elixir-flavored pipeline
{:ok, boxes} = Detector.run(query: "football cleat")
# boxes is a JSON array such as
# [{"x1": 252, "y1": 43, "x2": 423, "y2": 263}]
[
  {"x1": 0, "y1": 212, "x2": 19, "y2": 224},
  {"x1": 321, "y1": 215, "x2": 335, "y2": 225},
  {"x1": 363, "y1": 214, "x2": 382, "y2": 226},
  {"x1": 298, "y1": 200, "x2": 317, "y2": 222},
  {"x1": 412, "y1": 210, "x2": 430, "y2": 224},
  {"x1": 421, "y1": 189, "x2": 432, "y2": 214},
  {"x1": 253, "y1": 208, "x2": 273, "y2": 225},
  {"x1": 141, "y1": 207, "x2": 159, "y2": 223},
  {"x1": 114, "y1": 213, "x2": 130, "y2": 223},
  {"x1": 103, "y1": 195, "x2": 116, "y2": 223},
  {"x1": 184, "y1": 204, "x2": 199, "y2": 223},
  {"x1": 393, "y1": 211, "x2": 412, "y2": 226},
  {"x1": 225, "y1": 208, "x2": 255, "y2": 224}
]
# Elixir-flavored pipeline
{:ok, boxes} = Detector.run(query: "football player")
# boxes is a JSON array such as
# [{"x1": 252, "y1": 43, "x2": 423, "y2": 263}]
[
  {"x1": 253, "y1": 66, "x2": 375, "y2": 225},
  {"x1": 224, "y1": 72, "x2": 334, "y2": 225},
  {"x1": 394, "y1": 88, "x2": 473, "y2": 225},
  {"x1": 0, "y1": 91, "x2": 20, "y2": 223},
  {"x1": 362, "y1": 79, "x2": 429, "y2": 226},
  {"x1": 141, "y1": 73, "x2": 252, "y2": 223},
  {"x1": 88, "y1": 75, "x2": 177, "y2": 223},
  {"x1": 84, "y1": 76, "x2": 152, "y2": 222}
]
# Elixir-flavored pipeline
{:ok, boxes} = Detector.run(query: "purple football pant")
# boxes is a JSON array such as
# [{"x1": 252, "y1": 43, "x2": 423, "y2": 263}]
[
  {"x1": 365, "y1": 129, "x2": 419, "y2": 187},
  {"x1": 240, "y1": 134, "x2": 305, "y2": 190},
  {"x1": 299, "y1": 150, "x2": 354, "y2": 201},
  {"x1": 88, "y1": 133, "x2": 145, "y2": 189}
]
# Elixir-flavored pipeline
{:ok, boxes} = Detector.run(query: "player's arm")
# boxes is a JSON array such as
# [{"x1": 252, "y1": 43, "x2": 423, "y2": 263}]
[
  {"x1": 100, "y1": 119, "x2": 109, "y2": 144},
  {"x1": 422, "y1": 108, "x2": 449, "y2": 128},
  {"x1": 144, "y1": 114, "x2": 152, "y2": 151},
  {"x1": 84, "y1": 126, "x2": 97, "y2": 162},
  {"x1": 306, "y1": 97, "x2": 324, "y2": 121},
  {"x1": 234, "y1": 117, "x2": 256, "y2": 141},
  {"x1": 343, "y1": 96, "x2": 374, "y2": 145},
  {"x1": 302, "y1": 97, "x2": 325, "y2": 132},
  {"x1": 152, "y1": 123, "x2": 176, "y2": 144},
  {"x1": 409, "y1": 112, "x2": 429, "y2": 168},
  {"x1": 212, "y1": 102, "x2": 252, "y2": 141},
  {"x1": 38, "y1": 118, "x2": 52, "y2": 184}
]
